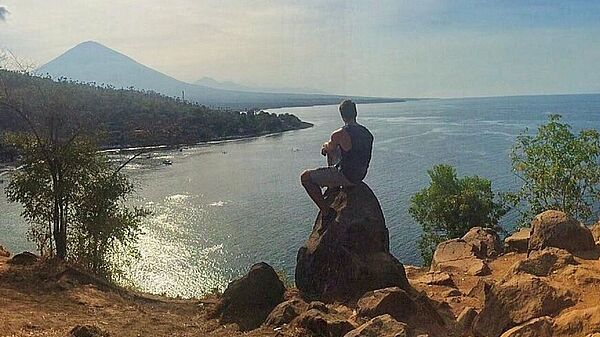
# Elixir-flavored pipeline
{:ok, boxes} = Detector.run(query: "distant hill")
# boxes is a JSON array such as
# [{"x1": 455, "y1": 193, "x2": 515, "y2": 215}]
[
  {"x1": 37, "y1": 41, "x2": 405, "y2": 109},
  {"x1": 0, "y1": 69, "x2": 312, "y2": 159},
  {"x1": 194, "y1": 76, "x2": 326, "y2": 95}
]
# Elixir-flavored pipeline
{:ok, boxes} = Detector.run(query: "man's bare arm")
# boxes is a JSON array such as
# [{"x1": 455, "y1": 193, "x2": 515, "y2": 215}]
[{"x1": 322, "y1": 129, "x2": 351, "y2": 155}]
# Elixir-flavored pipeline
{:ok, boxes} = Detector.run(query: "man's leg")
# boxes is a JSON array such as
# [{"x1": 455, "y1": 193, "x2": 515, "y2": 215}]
[{"x1": 300, "y1": 170, "x2": 329, "y2": 213}]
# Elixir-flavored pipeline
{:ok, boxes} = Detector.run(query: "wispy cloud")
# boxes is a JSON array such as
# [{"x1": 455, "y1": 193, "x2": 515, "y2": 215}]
[{"x1": 0, "y1": 6, "x2": 9, "y2": 21}]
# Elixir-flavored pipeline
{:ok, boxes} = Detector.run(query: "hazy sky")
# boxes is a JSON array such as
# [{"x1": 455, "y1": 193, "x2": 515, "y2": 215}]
[{"x1": 1, "y1": 1, "x2": 600, "y2": 98}]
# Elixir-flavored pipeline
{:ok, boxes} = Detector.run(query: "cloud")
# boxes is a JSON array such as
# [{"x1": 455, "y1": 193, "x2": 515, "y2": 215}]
[{"x1": 0, "y1": 6, "x2": 9, "y2": 21}]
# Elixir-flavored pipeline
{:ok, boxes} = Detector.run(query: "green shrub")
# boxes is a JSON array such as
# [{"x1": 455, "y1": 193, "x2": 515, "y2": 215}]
[
  {"x1": 409, "y1": 164, "x2": 507, "y2": 265},
  {"x1": 505, "y1": 114, "x2": 600, "y2": 226}
]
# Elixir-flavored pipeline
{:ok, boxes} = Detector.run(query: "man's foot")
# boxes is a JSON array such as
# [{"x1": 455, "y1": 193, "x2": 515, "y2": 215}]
[{"x1": 319, "y1": 207, "x2": 337, "y2": 234}]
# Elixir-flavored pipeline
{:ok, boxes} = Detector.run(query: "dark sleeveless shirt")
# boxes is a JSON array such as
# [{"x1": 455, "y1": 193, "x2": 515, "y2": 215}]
[{"x1": 339, "y1": 124, "x2": 373, "y2": 183}]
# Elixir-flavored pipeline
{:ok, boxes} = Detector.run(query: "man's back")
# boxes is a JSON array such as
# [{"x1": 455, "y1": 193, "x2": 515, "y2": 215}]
[{"x1": 339, "y1": 123, "x2": 373, "y2": 183}]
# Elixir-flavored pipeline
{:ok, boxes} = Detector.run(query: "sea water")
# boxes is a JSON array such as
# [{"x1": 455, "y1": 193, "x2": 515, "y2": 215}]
[{"x1": 1, "y1": 94, "x2": 599, "y2": 297}]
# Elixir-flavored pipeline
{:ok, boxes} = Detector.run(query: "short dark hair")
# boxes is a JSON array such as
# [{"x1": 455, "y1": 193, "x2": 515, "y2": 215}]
[{"x1": 339, "y1": 99, "x2": 357, "y2": 120}]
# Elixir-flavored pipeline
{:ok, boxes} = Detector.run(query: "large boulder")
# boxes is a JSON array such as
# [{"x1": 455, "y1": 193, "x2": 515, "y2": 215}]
[
  {"x1": 295, "y1": 183, "x2": 410, "y2": 302},
  {"x1": 344, "y1": 314, "x2": 410, "y2": 337},
  {"x1": 528, "y1": 210, "x2": 596, "y2": 254},
  {"x1": 356, "y1": 287, "x2": 448, "y2": 337},
  {"x1": 473, "y1": 275, "x2": 576, "y2": 337},
  {"x1": 212, "y1": 262, "x2": 285, "y2": 331},
  {"x1": 462, "y1": 227, "x2": 503, "y2": 258},
  {"x1": 431, "y1": 239, "x2": 490, "y2": 276},
  {"x1": 504, "y1": 228, "x2": 531, "y2": 253}
]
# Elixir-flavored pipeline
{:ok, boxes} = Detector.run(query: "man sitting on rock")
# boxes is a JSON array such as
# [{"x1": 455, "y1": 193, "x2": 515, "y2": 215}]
[{"x1": 300, "y1": 99, "x2": 374, "y2": 227}]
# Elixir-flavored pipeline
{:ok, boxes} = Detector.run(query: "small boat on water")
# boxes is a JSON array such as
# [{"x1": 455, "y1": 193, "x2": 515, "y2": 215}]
[{"x1": 162, "y1": 160, "x2": 173, "y2": 165}]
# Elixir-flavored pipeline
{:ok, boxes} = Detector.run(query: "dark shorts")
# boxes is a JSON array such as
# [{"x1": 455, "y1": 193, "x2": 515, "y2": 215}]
[{"x1": 307, "y1": 166, "x2": 354, "y2": 188}]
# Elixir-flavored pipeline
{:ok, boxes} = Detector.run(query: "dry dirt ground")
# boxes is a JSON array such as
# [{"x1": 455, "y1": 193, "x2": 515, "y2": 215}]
[
  {"x1": 0, "y1": 254, "x2": 285, "y2": 337},
  {"x1": 2, "y1": 249, "x2": 600, "y2": 337}
]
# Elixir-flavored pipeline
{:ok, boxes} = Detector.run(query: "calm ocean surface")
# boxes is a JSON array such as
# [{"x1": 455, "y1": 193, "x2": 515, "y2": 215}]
[{"x1": 1, "y1": 94, "x2": 599, "y2": 297}]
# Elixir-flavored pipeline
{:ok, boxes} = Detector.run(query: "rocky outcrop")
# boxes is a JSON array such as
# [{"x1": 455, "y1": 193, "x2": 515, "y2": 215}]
[
  {"x1": 295, "y1": 183, "x2": 410, "y2": 302},
  {"x1": 344, "y1": 314, "x2": 410, "y2": 337},
  {"x1": 504, "y1": 228, "x2": 531, "y2": 253},
  {"x1": 356, "y1": 287, "x2": 448, "y2": 336},
  {"x1": 507, "y1": 247, "x2": 578, "y2": 278},
  {"x1": 212, "y1": 262, "x2": 285, "y2": 331},
  {"x1": 499, "y1": 316, "x2": 554, "y2": 337},
  {"x1": 528, "y1": 210, "x2": 596, "y2": 254},
  {"x1": 473, "y1": 275, "x2": 576, "y2": 337}
]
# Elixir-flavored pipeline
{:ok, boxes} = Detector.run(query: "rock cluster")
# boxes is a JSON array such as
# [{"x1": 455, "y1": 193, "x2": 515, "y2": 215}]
[{"x1": 210, "y1": 206, "x2": 600, "y2": 337}]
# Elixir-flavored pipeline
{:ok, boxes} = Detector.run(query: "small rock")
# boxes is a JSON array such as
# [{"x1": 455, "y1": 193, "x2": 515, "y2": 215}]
[
  {"x1": 457, "y1": 307, "x2": 477, "y2": 330},
  {"x1": 499, "y1": 316, "x2": 553, "y2": 337},
  {"x1": 467, "y1": 259, "x2": 491, "y2": 276},
  {"x1": 0, "y1": 245, "x2": 10, "y2": 257},
  {"x1": 264, "y1": 298, "x2": 307, "y2": 327},
  {"x1": 69, "y1": 325, "x2": 109, "y2": 337},
  {"x1": 308, "y1": 301, "x2": 329, "y2": 313},
  {"x1": 504, "y1": 228, "x2": 531, "y2": 253},
  {"x1": 9, "y1": 251, "x2": 38, "y2": 265},
  {"x1": 414, "y1": 271, "x2": 455, "y2": 287},
  {"x1": 441, "y1": 289, "x2": 462, "y2": 298},
  {"x1": 292, "y1": 308, "x2": 356, "y2": 337},
  {"x1": 344, "y1": 314, "x2": 409, "y2": 337},
  {"x1": 590, "y1": 221, "x2": 600, "y2": 243}
]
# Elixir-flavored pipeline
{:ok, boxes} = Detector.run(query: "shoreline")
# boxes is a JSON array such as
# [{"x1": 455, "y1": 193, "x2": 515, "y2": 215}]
[
  {"x1": 99, "y1": 121, "x2": 313, "y2": 154},
  {"x1": 0, "y1": 122, "x2": 313, "y2": 175}
]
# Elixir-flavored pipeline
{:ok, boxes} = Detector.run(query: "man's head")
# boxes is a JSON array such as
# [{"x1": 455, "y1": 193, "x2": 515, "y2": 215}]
[{"x1": 339, "y1": 99, "x2": 357, "y2": 122}]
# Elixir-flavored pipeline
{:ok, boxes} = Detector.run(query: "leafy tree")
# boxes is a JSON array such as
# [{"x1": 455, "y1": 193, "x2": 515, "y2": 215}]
[
  {"x1": 1, "y1": 64, "x2": 147, "y2": 279},
  {"x1": 409, "y1": 164, "x2": 507, "y2": 265},
  {"x1": 505, "y1": 114, "x2": 600, "y2": 226}
]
